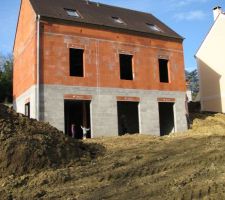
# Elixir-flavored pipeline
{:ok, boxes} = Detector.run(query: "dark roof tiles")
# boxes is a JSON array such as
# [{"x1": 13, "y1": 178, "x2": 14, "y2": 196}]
[{"x1": 30, "y1": 0, "x2": 183, "y2": 40}]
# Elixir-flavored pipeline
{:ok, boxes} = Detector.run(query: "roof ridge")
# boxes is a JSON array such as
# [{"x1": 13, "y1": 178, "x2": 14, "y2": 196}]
[
  {"x1": 29, "y1": 0, "x2": 183, "y2": 40},
  {"x1": 81, "y1": 0, "x2": 154, "y2": 16}
]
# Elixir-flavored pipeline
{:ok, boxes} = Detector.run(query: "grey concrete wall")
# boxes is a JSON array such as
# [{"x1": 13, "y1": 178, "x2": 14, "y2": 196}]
[
  {"x1": 139, "y1": 96, "x2": 160, "y2": 135},
  {"x1": 13, "y1": 85, "x2": 37, "y2": 119},
  {"x1": 174, "y1": 94, "x2": 188, "y2": 132},
  {"x1": 41, "y1": 84, "x2": 187, "y2": 137},
  {"x1": 91, "y1": 95, "x2": 118, "y2": 137}
]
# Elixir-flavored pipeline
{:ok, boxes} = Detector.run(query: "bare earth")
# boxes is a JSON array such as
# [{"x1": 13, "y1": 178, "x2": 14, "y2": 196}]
[{"x1": 1, "y1": 104, "x2": 225, "y2": 200}]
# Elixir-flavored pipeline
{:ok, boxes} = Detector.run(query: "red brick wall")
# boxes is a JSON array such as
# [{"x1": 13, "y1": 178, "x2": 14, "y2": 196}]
[
  {"x1": 14, "y1": 3, "x2": 186, "y2": 100},
  {"x1": 13, "y1": 0, "x2": 37, "y2": 99},
  {"x1": 41, "y1": 22, "x2": 186, "y2": 91}
]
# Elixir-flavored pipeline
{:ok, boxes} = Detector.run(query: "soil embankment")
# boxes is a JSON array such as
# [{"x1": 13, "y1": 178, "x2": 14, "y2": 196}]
[
  {"x1": 1, "y1": 105, "x2": 225, "y2": 199},
  {"x1": 0, "y1": 104, "x2": 104, "y2": 177}
]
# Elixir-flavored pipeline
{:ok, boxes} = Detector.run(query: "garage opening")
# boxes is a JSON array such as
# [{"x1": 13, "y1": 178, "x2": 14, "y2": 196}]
[
  {"x1": 117, "y1": 101, "x2": 139, "y2": 135},
  {"x1": 158, "y1": 102, "x2": 175, "y2": 136},
  {"x1": 159, "y1": 59, "x2": 169, "y2": 83},
  {"x1": 64, "y1": 100, "x2": 91, "y2": 139},
  {"x1": 119, "y1": 54, "x2": 133, "y2": 80}
]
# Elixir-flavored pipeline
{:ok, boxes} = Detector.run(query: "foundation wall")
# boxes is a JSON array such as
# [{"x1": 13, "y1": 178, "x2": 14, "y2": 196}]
[
  {"x1": 35, "y1": 84, "x2": 187, "y2": 137},
  {"x1": 13, "y1": 85, "x2": 37, "y2": 119}
]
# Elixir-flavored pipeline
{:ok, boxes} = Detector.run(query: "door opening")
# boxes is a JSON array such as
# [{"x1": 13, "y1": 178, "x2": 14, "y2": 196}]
[
  {"x1": 64, "y1": 100, "x2": 91, "y2": 139},
  {"x1": 117, "y1": 101, "x2": 139, "y2": 136},
  {"x1": 158, "y1": 102, "x2": 175, "y2": 136}
]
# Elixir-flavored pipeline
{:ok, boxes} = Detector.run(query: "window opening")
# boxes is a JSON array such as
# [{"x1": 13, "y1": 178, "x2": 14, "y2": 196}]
[
  {"x1": 70, "y1": 48, "x2": 84, "y2": 77},
  {"x1": 25, "y1": 102, "x2": 30, "y2": 118},
  {"x1": 159, "y1": 59, "x2": 169, "y2": 83},
  {"x1": 112, "y1": 16, "x2": 125, "y2": 24},
  {"x1": 65, "y1": 9, "x2": 80, "y2": 17},
  {"x1": 120, "y1": 54, "x2": 133, "y2": 80},
  {"x1": 146, "y1": 23, "x2": 162, "y2": 32}
]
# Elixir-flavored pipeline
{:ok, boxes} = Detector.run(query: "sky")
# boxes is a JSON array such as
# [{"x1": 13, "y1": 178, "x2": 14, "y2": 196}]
[{"x1": 0, "y1": 0, "x2": 225, "y2": 71}]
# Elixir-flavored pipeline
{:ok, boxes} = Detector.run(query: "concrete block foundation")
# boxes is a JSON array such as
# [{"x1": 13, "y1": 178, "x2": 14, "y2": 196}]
[{"x1": 14, "y1": 84, "x2": 187, "y2": 137}]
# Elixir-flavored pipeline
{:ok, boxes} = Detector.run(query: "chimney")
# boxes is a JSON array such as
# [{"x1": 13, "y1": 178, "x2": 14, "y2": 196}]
[{"x1": 213, "y1": 6, "x2": 222, "y2": 20}]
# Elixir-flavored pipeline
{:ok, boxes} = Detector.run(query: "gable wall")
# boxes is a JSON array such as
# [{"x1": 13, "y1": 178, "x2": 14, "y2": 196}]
[
  {"x1": 196, "y1": 14, "x2": 225, "y2": 112},
  {"x1": 13, "y1": 0, "x2": 37, "y2": 99}
]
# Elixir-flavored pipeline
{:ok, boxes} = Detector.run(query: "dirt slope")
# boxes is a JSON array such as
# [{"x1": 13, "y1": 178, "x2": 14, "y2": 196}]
[
  {"x1": 0, "y1": 104, "x2": 104, "y2": 177},
  {"x1": 1, "y1": 106, "x2": 225, "y2": 199}
]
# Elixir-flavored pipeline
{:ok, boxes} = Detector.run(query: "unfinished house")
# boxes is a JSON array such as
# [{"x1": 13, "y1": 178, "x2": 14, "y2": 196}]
[
  {"x1": 13, "y1": 0, "x2": 187, "y2": 138},
  {"x1": 196, "y1": 6, "x2": 225, "y2": 113}
]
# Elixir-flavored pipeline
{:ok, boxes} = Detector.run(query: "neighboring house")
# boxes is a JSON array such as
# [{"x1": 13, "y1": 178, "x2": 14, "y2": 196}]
[
  {"x1": 13, "y1": 0, "x2": 187, "y2": 138},
  {"x1": 186, "y1": 82, "x2": 192, "y2": 102},
  {"x1": 196, "y1": 6, "x2": 225, "y2": 113}
]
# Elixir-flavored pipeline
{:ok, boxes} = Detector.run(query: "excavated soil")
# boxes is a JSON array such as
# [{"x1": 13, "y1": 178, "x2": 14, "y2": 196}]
[
  {"x1": 0, "y1": 104, "x2": 104, "y2": 178},
  {"x1": 1, "y1": 105, "x2": 225, "y2": 200}
]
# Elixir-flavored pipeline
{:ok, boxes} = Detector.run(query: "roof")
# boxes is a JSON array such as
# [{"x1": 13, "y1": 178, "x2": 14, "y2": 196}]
[{"x1": 29, "y1": 0, "x2": 183, "y2": 41}]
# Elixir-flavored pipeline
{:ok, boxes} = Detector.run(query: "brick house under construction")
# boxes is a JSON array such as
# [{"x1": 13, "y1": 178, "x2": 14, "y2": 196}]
[{"x1": 13, "y1": 0, "x2": 187, "y2": 138}]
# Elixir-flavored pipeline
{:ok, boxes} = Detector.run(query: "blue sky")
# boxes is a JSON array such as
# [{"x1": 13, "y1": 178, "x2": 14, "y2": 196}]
[{"x1": 0, "y1": 0, "x2": 224, "y2": 71}]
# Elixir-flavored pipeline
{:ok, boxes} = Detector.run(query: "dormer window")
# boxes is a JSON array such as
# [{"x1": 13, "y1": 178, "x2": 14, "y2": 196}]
[
  {"x1": 65, "y1": 9, "x2": 80, "y2": 18},
  {"x1": 112, "y1": 16, "x2": 125, "y2": 24},
  {"x1": 146, "y1": 23, "x2": 162, "y2": 32}
]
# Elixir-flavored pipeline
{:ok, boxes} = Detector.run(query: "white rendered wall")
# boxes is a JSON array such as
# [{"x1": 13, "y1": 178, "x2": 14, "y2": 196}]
[
  {"x1": 13, "y1": 85, "x2": 37, "y2": 118},
  {"x1": 196, "y1": 14, "x2": 225, "y2": 112}
]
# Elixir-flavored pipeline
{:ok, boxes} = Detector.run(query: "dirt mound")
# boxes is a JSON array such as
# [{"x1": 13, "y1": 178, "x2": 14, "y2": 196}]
[
  {"x1": 0, "y1": 104, "x2": 104, "y2": 177},
  {"x1": 1, "y1": 112, "x2": 225, "y2": 199},
  {"x1": 189, "y1": 113, "x2": 225, "y2": 135}
]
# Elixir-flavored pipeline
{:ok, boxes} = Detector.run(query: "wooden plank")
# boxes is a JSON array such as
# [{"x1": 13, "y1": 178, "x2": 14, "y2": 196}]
[
  {"x1": 157, "y1": 97, "x2": 175, "y2": 102},
  {"x1": 117, "y1": 96, "x2": 140, "y2": 102},
  {"x1": 64, "y1": 94, "x2": 92, "y2": 100}
]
